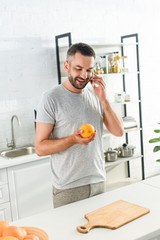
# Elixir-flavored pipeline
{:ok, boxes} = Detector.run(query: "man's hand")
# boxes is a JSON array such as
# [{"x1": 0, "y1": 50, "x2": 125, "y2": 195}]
[
  {"x1": 90, "y1": 73, "x2": 124, "y2": 137},
  {"x1": 73, "y1": 129, "x2": 97, "y2": 145},
  {"x1": 91, "y1": 73, "x2": 106, "y2": 103}
]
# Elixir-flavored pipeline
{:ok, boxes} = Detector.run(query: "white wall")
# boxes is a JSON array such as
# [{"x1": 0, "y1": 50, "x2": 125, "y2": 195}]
[{"x1": 0, "y1": 0, "x2": 160, "y2": 177}]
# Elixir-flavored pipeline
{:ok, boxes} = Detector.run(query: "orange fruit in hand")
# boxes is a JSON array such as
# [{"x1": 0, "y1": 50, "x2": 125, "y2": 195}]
[
  {"x1": 0, "y1": 221, "x2": 9, "y2": 237},
  {"x1": 2, "y1": 226, "x2": 27, "y2": 240},
  {"x1": 80, "y1": 124, "x2": 95, "y2": 138}
]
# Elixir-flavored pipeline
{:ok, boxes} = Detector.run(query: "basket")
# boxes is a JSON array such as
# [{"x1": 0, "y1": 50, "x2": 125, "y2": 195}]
[{"x1": 23, "y1": 226, "x2": 49, "y2": 240}]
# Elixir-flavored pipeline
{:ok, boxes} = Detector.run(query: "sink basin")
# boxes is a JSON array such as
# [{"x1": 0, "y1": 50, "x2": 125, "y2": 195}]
[{"x1": 1, "y1": 146, "x2": 35, "y2": 159}]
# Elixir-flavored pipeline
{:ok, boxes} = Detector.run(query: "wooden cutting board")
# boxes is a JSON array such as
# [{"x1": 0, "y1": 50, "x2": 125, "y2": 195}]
[{"x1": 77, "y1": 200, "x2": 150, "y2": 233}]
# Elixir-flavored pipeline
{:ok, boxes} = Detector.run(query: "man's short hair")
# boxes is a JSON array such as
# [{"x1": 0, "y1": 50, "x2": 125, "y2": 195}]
[{"x1": 67, "y1": 43, "x2": 95, "y2": 59}]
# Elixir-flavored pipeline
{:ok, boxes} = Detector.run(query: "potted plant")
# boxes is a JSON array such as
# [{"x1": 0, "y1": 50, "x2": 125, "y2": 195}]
[{"x1": 149, "y1": 123, "x2": 160, "y2": 162}]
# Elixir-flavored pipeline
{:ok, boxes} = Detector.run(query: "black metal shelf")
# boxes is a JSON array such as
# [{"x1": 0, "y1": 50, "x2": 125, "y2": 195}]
[
  {"x1": 121, "y1": 33, "x2": 145, "y2": 180},
  {"x1": 55, "y1": 32, "x2": 72, "y2": 84}
]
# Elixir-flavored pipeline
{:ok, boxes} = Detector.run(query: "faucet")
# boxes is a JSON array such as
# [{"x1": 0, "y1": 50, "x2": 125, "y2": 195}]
[{"x1": 7, "y1": 115, "x2": 21, "y2": 149}]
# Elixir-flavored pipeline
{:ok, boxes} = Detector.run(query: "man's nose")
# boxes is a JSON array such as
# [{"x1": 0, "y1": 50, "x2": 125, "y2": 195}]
[{"x1": 80, "y1": 70, "x2": 88, "y2": 79}]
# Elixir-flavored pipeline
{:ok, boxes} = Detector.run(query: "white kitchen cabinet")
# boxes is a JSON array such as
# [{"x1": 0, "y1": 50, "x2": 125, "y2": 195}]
[
  {"x1": 7, "y1": 157, "x2": 53, "y2": 221},
  {"x1": 0, "y1": 184, "x2": 10, "y2": 204}
]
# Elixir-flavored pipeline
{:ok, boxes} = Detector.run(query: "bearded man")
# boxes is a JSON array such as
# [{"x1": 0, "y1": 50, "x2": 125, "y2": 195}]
[{"x1": 35, "y1": 43, "x2": 124, "y2": 208}]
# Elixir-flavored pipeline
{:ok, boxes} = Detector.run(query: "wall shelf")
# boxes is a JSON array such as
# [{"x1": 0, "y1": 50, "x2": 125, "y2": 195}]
[
  {"x1": 111, "y1": 100, "x2": 141, "y2": 105},
  {"x1": 105, "y1": 154, "x2": 143, "y2": 168},
  {"x1": 97, "y1": 71, "x2": 140, "y2": 77},
  {"x1": 102, "y1": 127, "x2": 142, "y2": 138}
]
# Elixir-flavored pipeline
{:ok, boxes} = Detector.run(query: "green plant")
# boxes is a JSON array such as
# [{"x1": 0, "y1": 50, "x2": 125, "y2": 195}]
[{"x1": 149, "y1": 123, "x2": 160, "y2": 162}]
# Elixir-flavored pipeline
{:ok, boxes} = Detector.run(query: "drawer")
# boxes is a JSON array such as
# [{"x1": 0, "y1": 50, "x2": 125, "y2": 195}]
[
  {"x1": 0, "y1": 169, "x2": 8, "y2": 185},
  {"x1": 0, "y1": 202, "x2": 12, "y2": 221},
  {"x1": 0, "y1": 184, "x2": 9, "y2": 204}
]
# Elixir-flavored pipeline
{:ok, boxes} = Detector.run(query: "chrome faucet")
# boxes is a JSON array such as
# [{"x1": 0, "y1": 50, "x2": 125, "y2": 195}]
[{"x1": 7, "y1": 115, "x2": 21, "y2": 149}]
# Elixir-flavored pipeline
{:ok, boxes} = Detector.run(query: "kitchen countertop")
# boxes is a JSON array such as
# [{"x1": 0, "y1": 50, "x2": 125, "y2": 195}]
[
  {"x1": 0, "y1": 152, "x2": 50, "y2": 169},
  {"x1": 12, "y1": 182, "x2": 160, "y2": 240},
  {"x1": 141, "y1": 174, "x2": 160, "y2": 189}
]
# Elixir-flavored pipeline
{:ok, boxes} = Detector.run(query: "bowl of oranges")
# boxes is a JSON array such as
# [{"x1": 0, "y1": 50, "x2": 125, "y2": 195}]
[{"x1": 0, "y1": 221, "x2": 49, "y2": 240}]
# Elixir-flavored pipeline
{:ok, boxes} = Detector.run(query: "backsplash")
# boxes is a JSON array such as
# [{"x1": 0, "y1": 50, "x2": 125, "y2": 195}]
[{"x1": 0, "y1": 38, "x2": 58, "y2": 151}]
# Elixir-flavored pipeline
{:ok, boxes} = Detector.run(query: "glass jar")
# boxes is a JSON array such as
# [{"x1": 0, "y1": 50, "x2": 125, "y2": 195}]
[
  {"x1": 115, "y1": 92, "x2": 125, "y2": 102},
  {"x1": 108, "y1": 54, "x2": 114, "y2": 73},
  {"x1": 100, "y1": 56, "x2": 107, "y2": 74},
  {"x1": 94, "y1": 62, "x2": 100, "y2": 74},
  {"x1": 114, "y1": 55, "x2": 121, "y2": 73}
]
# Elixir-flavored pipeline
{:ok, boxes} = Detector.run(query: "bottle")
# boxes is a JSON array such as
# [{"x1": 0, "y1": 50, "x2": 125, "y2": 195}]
[
  {"x1": 114, "y1": 54, "x2": 121, "y2": 73},
  {"x1": 100, "y1": 56, "x2": 107, "y2": 74},
  {"x1": 108, "y1": 54, "x2": 114, "y2": 73},
  {"x1": 94, "y1": 62, "x2": 100, "y2": 74}
]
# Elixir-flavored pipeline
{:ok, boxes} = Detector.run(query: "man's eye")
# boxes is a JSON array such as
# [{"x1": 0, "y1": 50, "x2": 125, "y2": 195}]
[{"x1": 76, "y1": 68, "x2": 82, "y2": 71}]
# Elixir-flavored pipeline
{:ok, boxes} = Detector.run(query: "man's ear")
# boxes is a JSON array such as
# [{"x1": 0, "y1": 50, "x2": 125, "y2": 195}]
[{"x1": 64, "y1": 60, "x2": 69, "y2": 73}]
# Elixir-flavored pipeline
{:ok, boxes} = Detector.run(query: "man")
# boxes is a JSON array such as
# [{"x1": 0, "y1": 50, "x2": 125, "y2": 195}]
[{"x1": 35, "y1": 43, "x2": 124, "y2": 208}]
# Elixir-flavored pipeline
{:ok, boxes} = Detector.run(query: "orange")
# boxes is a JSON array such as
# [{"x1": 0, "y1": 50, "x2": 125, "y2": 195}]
[
  {"x1": 0, "y1": 221, "x2": 9, "y2": 237},
  {"x1": 24, "y1": 234, "x2": 39, "y2": 240},
  {"x1": 2, "y1": 226, "x2": 27, "y2": 240},
  {"x1": 80, "y1": 124, "x2": 95, "y2": 138},
  {"x1": 3, "y1": 237, "x2": 19, "y2": 240}
]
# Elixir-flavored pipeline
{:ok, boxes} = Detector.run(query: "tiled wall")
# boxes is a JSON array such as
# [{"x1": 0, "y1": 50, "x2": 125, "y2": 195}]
[
  {"x1": 0, "y1": 38, "x2": 58, "y2": 150},
  {"x1": 0, "y1": 0, "x2": 160, "y2": 177}
]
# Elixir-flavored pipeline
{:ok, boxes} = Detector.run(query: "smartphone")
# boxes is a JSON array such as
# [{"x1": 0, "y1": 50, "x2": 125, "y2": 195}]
[{"x1": 90, "y1": 72, "x2": 94, "y2": 87}]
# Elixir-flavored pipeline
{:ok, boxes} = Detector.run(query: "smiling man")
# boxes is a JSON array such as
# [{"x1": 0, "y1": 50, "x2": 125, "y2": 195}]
[
  {"x1": 35, "y1": 43, "x2": 124, "y2": 208},
  {"x1": 66, "y1": 49, "x2": 94, "y2": 90}
]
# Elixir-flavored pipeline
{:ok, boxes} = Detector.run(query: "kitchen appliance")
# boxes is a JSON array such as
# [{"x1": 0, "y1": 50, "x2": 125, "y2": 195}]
[
  {"x1": 117, "y1": 143, "x2": 135, "y2": 157},
  {"x1": 77, "y1": 200, "x2": 150, "y2": 233},
  {"x1": 104, "y1": 148, "x2": 118, "y2": 162}
]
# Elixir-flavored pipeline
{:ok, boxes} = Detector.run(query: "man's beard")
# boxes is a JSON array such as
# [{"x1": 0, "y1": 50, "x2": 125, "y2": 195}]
[{"x1": 68, "y1": 74, "x2": 89, "y2": 90}]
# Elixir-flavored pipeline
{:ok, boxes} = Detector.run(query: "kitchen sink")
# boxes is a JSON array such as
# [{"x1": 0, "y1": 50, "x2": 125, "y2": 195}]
[{"x1": 0, "y1": 146, "x2": 35, "y2": 159}]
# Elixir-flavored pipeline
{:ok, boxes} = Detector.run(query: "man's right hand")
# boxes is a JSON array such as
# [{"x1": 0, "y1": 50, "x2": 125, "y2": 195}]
[
  {"x1": 35, "y1": 122, "x2": 97, "y2": 156},
  {"x1": 73, "y1": 129, "x2": 97, "y2": 145}
]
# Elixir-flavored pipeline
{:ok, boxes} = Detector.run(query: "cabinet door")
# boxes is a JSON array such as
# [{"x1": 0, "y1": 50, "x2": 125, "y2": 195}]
[
  {"x1": 0, "y1": 202, "x2": 12, "y2": 221},
  {"x1": 0, "y1": 184, "x2": 9, "y2": 204},
  {"x1": 0, "y1": 169, "x2": 8, "y2": 185},
  {"x1": 7, "y1": 158, "x2": 53, "y2": 221}
]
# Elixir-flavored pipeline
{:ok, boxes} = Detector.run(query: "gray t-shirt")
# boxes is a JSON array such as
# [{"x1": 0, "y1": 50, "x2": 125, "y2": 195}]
[{"x1": 36, "y1": 84, "x2": 106, "y2": 189}]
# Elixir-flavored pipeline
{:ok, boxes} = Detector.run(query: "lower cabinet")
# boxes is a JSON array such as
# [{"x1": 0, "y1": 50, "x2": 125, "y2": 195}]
[
  {"x1": 7, "y1": 157, "x2": 53, "y2": 221},
  {"x1": 0, "y1": 202, "x2": 12, "y2": 221}
]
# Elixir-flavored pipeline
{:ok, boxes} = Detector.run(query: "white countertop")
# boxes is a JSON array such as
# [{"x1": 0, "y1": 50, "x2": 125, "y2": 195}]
[
  {"x1": 12, "y1": 182, "x2": 160, "y2": 240},
  {"x1": 141, "y1": 174, "x2": 160, "y2": 189},
  {"x1": 0, "y1": 153, "x2": 50, "y2": 169}
]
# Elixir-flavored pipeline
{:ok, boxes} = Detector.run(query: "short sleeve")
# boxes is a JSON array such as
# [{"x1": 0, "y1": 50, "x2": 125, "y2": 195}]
[{"x1": 36, "y1": 93, "x2": 56, "y2": 124}]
